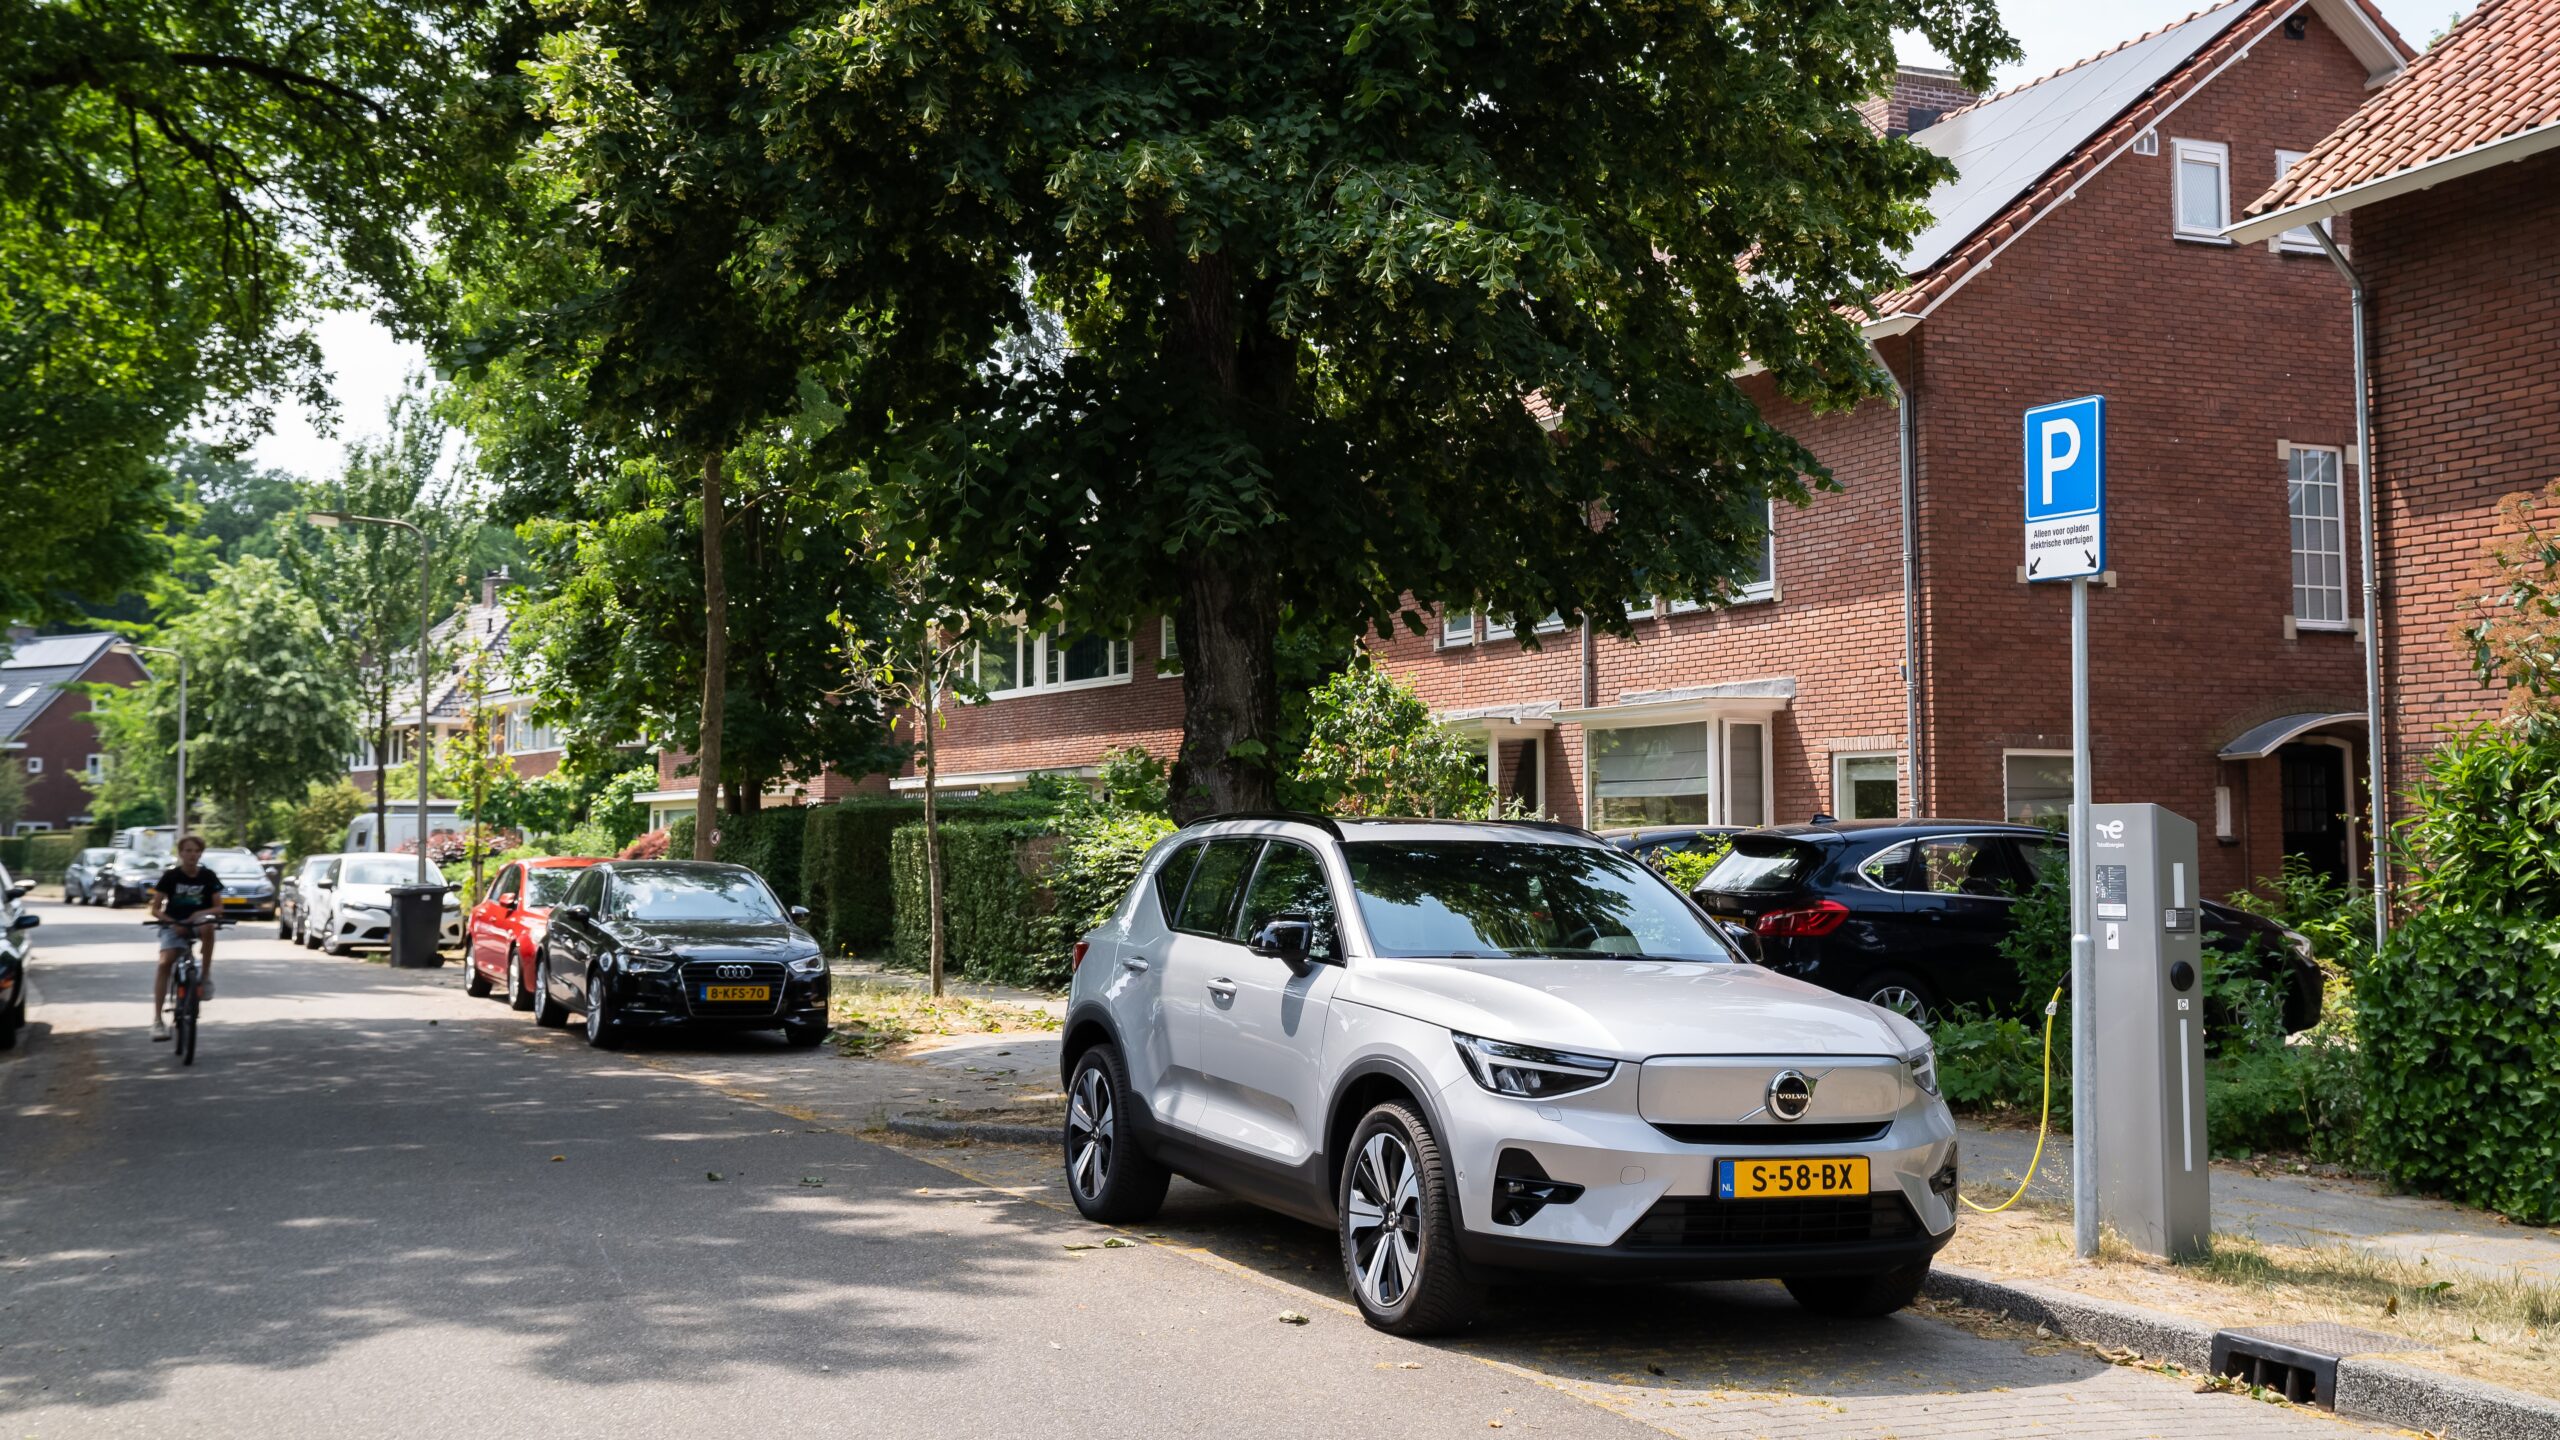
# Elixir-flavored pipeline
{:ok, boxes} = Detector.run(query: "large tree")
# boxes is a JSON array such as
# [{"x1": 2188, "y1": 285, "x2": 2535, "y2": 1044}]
[
  {"x1": 751, "y1": 0, "x2": 2012, "y2": 817},
  {"x1": 1, "y1": 0, "x2": 526, "y2": 624}
]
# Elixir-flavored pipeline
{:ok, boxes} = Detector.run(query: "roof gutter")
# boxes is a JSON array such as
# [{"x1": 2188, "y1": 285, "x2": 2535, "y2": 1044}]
[
  {"x1": 1729, "y1": 313, "x2": 1922, "y2": 380},
  {"x1": 2228, "y1": 121, "x2": 2560, "y2": 245},
  {"x1": 1867, "y1": 337, "x2": 1924, "y2": 817},
  {"x1": 2308, "y1": 222, "x2": 2389, "y2": 955}
]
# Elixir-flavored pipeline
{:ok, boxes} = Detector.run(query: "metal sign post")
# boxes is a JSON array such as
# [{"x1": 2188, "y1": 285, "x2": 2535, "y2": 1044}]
[{"x1": 2023, "y1": 395, "x2": 2107, "y2": 1260}]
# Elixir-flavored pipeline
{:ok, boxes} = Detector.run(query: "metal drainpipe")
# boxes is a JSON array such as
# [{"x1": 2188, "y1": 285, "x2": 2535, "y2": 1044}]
[
  {"x1": 2311, "y1": 224, "x2": 2388, "y2": 953},
  {"x1": 1870, "y1": 339, "x2": 1923, "y2": 817}
]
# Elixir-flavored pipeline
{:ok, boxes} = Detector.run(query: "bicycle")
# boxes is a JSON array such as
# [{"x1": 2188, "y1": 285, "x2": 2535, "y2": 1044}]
[{"x1": 146, "y1": 917, "x2": 232, "y2": 1066}]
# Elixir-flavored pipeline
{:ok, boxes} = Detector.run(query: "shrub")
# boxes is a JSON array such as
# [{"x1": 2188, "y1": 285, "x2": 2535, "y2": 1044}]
[
  {"x1": 1645, "y1": 839, "x2": 1729, "y2": 893},
  {"x1": 1291, "y1": 660, "x2": 1493, "y2": 817},
  {"x1": 888, "y1": 818, "x2": 1061, "y2": 988},
  {"x1": 588, "y1": 765, "x2": 658, "y2": 849},
  {"x1": 24, "y1": 832, "x2": 82, "y2": 882},
  {"x1": 1997, "y1": 836, "x2": 2072, "y2": 1018},
  {"x1": 1931, "y1": 1007, "x2": 2067, "y2": 1118},
  {"x1": 0, "y1": 837, "x2": 27, "y2": 875},
  {"x1": 1035, "y1": 805, "x2": 1177, "y2": 956},
  {"x1": 620, "y1": 828, "x2": 671, "y2": 860},
  {"x1": 800, "y1": 794, "x2": 1057, "y2": 957},
  {"x1": 2396, "y1": 717, "x2": 2560, "y2": 917},
  {"x1": 2361, "y1": 906, "x2": 2560, "y2": 1222},
  {"x1": 279, "y1": 778, "x2": 367, "y2": 861},
  {"x1": 711, "y1": 808, "x2": 806, "y2": 907},
  {"x1": 547, "y1": 820, "x2": 620, "y2": 859}
]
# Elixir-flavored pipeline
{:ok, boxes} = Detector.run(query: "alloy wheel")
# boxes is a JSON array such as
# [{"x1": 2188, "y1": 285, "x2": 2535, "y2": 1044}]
[
  {"x1": 1345, "y1": 1131, "x2": 1423, "y2": 1311},
  {"x1": 1870, "y1": 986, "x2": 1929, "y2": 1024},
  {"x1": 1066, "y1": 1064, "x2": 1116, "y2": 1201},
  {"x1": 584, "y1": 973, "x2": 608, "y2": 1042}
]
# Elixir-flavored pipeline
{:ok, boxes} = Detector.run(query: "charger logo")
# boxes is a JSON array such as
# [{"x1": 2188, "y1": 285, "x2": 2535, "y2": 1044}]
[{"x1": 2095, "y1": 820, "x2": 2125, "y2": 840}]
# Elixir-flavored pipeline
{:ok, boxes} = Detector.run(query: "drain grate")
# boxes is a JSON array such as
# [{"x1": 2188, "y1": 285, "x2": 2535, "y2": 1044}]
[{"x1": 2209, "y1": 1323, "x2": 2424, "y2": 1408}]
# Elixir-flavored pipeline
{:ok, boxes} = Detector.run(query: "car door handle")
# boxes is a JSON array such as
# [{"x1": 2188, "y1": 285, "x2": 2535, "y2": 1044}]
[
  {"x1": 1120, "y1": 956, "x2": 1150, "y2": 974},
  {"x1": 1206, "y1": 978, "x2": 1238, "y2": 1001}
]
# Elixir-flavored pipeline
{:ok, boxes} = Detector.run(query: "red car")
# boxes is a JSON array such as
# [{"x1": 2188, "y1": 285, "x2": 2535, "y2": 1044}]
[{"x1": 464, "y1": 857, "x2": 606, "y2": 1010}]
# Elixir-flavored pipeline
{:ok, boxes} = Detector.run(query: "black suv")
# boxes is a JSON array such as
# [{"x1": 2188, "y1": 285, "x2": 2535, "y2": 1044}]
[{"x1": 1691, "y1": 821, "x2": 2323, "y2": 1031}]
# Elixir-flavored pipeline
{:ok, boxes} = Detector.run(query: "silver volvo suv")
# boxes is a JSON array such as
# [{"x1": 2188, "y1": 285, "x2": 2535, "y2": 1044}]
[{"x1": 1061, "y1": 815, "x2": 1960, "y2": 1335}]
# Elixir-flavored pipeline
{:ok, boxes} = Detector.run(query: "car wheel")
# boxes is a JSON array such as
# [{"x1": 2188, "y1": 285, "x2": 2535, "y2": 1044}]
[
  {"x1": 1339, "y1": 1101, "x2": 1479, "y2": 1337},
  {"x1": 277, "y1": 912, "x2": 292, "y2": 940},
  {"x1": 1783, "y1": 1262, "x2": 1930, "y2": 1318},
  {"x1": 1860, "y1": 971, "x2": 1935, "y2": 1027},
  {"x1": 463, "y1": 939, "x2": 493, "y2": 998},
  {"x1": 781, "y1": 1019, "x2": 828, "y2": 1048},
  {"x1": 0, "y1": 991, "x2": 21, "y2": 1051},
  {"x1": 1062, "y1": 1044, "x2": 1170, "y2": 1224},
  {"x1": 532, "y1": 955, "x2": 570, "y2": 1029},
  {"x1": 581, "y1": 969, "x2": 621, "y2": 1048},
  {"x1": 505, "y1": 945, "x2": 533, "y2": 1012},
  {"x1": 321, "y1": 926, "x2": 349, "y2": 957}
]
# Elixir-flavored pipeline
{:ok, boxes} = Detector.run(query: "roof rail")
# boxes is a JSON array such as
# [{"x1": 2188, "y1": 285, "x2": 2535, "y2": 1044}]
[
  {"x1": 1192, "y1": 810, "x2": 1345, "y2": 839},
  {"x1": 1342, "y1": 815, "x2": 1605, "y2": 841}
]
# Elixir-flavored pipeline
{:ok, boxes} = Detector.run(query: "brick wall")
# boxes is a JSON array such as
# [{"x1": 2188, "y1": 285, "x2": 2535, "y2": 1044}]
[
  {"x1": 906, "y1": 622, "x2": 1186, "y2": 781},
  {"x1": 1857, "y1": 66, "x2": 1979, "y2": 137},
  {"x1": 13, "y1": 649, "x2": 147, "y2": 829},
  {"x1": 2359, "y1": 149, "x2": 2560, "y2": 819}
]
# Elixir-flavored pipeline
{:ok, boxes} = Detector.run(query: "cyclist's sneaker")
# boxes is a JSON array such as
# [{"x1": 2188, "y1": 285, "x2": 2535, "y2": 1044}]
[
  {"x1": 152, "y1": 1017, "x2": 171, "y2": 1041},
  {"x1": 199, "y1": 977, "x2": 214, "y2": 1002}
]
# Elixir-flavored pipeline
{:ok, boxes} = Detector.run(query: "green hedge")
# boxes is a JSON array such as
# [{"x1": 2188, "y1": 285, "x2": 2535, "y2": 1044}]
[
  {"x1": 657, "y1": 810, "x2": 801, "y2": 904},
  {"x1": 888, "y1": 818, "x2": 1062, "y2": 989},
  {"x1": 2361, "y1": 907, "x2": 2560, "y2": 1223},
  {"x1": 802, "y1": 796, "x2": 1056, "y2": 958},
  {"x1": 24, "y1": 832, "x2": 82, "y2": 883},
  {"x1": 0, "y1": 837, "x2": 26, "y2": 876}
]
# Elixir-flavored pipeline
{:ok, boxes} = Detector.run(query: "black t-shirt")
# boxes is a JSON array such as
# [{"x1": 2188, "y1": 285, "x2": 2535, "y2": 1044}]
[{"x1": 153, "y1": 865, "x2": 226, "y2": 922}]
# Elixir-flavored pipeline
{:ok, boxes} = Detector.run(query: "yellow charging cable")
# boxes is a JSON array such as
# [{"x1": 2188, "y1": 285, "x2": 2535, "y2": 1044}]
[{"x1": 1959, "y1": 984, "x2": 2065, "y2": 1215}]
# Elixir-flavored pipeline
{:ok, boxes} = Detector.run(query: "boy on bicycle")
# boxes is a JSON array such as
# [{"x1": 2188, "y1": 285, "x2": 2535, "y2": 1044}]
[{"x1": 147, "y1": 835, "x2": 223, "y2": 1042}]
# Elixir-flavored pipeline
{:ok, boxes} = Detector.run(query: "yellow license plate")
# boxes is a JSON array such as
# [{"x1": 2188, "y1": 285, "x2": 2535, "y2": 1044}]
[
  {"x1": 701, "y1": 984, "x2": 771, "y2": 1002},
  {"x1": 224, "y1": 896, "x2": 248, "y2": 906},
  {"x1": 1718, "y1": 1156, "x2": 1869, "y2": 1200}
]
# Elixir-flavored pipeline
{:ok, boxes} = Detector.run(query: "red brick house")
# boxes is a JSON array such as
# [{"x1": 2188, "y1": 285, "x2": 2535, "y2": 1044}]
[
  {"x1": 915, "y1": 0, "x2": 2411, "y2": 899},
  {"x1": 346, "y1": 572, "x2": 576, "y2": 801},
  {"x1": 0, "y1": 633, "x2": 150, "y2": 833},
  {"x1": 2232, "y1": 0, "x2": 2560, "y2": 838}
]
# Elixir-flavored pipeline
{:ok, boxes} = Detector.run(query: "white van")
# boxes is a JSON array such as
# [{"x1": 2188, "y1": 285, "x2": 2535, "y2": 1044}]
[
  {"x1": 342, "y1": 804, "x2": 465, "y2": 854},
  {"x1": 112, "y1": 825, "x2": 177, "y2": 857}
]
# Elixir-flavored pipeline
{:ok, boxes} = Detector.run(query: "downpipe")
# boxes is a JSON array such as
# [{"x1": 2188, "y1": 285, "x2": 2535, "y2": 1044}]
[
  {"x1": 2311, "y1": 225, "x2": 2389, "y2": 955},
  {"x1": 1869, "y1": 340, "x2": 1924, "y2": 816}
]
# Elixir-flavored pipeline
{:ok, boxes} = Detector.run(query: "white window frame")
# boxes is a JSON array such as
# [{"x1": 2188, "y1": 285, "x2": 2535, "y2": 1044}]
[
  {"x1": 23, "y1": 756, "x2": 41, "y2": 775},
  {"x1": 1158, "y1": 616, "x2": 1182, "y2": 677},
  {"x1": 1580, "y1": 715, "x2": 1774, "y2": 829},
  {"x1": 2287, "y1": 443, "x2": 2351, "y2": 631},
  {"x1": 1481, "y1": 615, "x2": 1516, "y2": 642},
  {"x1": 1440, "y1": 608, "x2": 1476, "y2": 647},
  {"x1": 2002, "y1": 749, "x2": 2075, "y2": 824},
  {"x1": 13, "y1": 822, "x2": 51, "y2": 835},
  {"x1": 504, "y1": 703, "x2": 560, "y2": 755},
  {"x1": 1624, "y1": 597, "x2": 1656, "y2": 621},
  {"x1": 86, "y1": 753, "x2": 107, "y2": 780},
  {"x1": 2171, "y1": 138, "x2": 2232, "y2": 244},
  {"x1": 1832, "y1": 751, "x2": 1902, "y2": 821},
  {"x1": 1723, "y1": 719, "x2": 1772, "y2": 828},
  {"x1": 968, "y1": 623, "x2": 1133, "y2": 701},
  {"x1": 2271, "y1": 150, "x2": 2328, "y2": 255}
]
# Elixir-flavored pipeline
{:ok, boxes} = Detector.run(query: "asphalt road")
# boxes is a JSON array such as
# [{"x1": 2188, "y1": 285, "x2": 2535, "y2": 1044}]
[{"x1": 0, "y1": 900, "x2": 2387, "y2": 1439}]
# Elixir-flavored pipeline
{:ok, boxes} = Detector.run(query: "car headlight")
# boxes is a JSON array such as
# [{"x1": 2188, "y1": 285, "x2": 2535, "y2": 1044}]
[
  {"x1": 1904, "y1": 1044, "x2": 1940, "y2": 1098},
  {"x1": 1452, "y1": 1033, "x2": 1617, "y2": 1099},
  {"x1": 786, "y1": 954, "x2": 826, "y2": 978},
  {"x1": 623, "y1": 955, "x2": 675, "y2": 974},
  {"x1": 2281, "y1": 926, "x2": 2317, "y2": 968}
]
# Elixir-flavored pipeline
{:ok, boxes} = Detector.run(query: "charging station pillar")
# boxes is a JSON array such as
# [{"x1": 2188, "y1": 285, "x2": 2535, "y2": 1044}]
[{"x1": 2088, "y1": 803, "x2": 2210, "y2": 1260}]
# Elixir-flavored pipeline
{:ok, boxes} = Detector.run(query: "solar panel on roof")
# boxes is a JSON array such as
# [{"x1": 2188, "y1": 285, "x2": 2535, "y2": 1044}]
[{"x1": 1900, "y1": 0, "x2": 2258, "y2": 277}]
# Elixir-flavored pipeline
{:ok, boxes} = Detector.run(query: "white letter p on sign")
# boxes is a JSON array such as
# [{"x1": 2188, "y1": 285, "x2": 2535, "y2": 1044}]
[{"x1": 2039, "y1": 419, "x2": 2081, "y2": 506}]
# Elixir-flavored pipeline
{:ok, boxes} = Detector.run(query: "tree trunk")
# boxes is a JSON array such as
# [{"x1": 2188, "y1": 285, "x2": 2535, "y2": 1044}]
[
  {"x1": 693, "y1": 449, "x2": 728, "y2": 862},
  {"x1": 1167, "y1": 549, "x2": 1282, "y2": 822},
  {"x1": 371, "y1": 704, "x2": 389, "y2": 853},
  {"x1": 919, "y1": 632, "x2": 945, "y2": 998}
]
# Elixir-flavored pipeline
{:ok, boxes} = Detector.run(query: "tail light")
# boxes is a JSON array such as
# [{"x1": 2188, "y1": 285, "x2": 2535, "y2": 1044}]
[
  {"x1": 1755, "y1": 900, "x2": 1850, "y2": 939},
  {"x1": 1071, "y1": 941, "x2": 1090, "y2": 972}
]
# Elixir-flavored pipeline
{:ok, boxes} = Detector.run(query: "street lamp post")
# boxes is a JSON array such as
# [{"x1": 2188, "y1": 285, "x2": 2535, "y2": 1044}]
[
  {"x1": 126, "y1": 644, "x2": 187, "y2": 839},
  {"x1": 307, "y1": 511, "x2": 434, "y2": 886}
]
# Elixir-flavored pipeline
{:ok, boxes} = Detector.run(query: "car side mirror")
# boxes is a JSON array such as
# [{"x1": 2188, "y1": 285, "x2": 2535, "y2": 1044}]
[
  {"x1": 557, "y1": 904, "x2": 591, "y2": 924},
  {"x1": 789, "y1": 905, "x2": 811, "y2": 926},
  {"x1": 5, "y1": 881, "x2": 31, "y2": 902},
  {"x1": 11, "y1": 913, "x2": 39, "y2": 932},
  {"x1": 317, "y1": 879, "x2": 336, "y2": 890},
  {"x1": 1247, "y1": 914, "x2": 1317, "y2": 972},
  {"x1": 499, "y1": 895, "x2": 519, "y2": 910}
]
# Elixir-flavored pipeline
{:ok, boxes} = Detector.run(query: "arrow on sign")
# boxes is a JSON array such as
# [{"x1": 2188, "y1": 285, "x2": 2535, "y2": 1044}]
[
  {"x1": 2029, "y1": 556, "x2": 2042, "y2": 576},
  {"x1": 2083, "y1": 548, "x2": 2096, "y2": 569}
]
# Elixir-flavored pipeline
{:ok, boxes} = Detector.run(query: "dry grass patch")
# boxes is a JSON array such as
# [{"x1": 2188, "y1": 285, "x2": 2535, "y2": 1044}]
[
  {"x1": 1944, "y1": 1195, "x2": 2560, "y2": 1400},
  {"x1": 826, "y1": 980, "x2": 1060, "y2": 1058}
]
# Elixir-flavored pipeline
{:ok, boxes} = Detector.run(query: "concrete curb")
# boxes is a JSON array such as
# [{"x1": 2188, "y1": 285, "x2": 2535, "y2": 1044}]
[
  {"x1": 1925, "y1": 1264, "x2": 2560, "y2": 1440},
  {"x1": 885, "y1": 1113, "x2": 1057, "y2": 1146}
]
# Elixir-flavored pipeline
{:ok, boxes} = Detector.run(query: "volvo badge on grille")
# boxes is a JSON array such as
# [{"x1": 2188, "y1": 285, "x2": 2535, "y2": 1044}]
[{"x1": 1766, "y1": 1070, "x2": 1816, "y2": 1121}]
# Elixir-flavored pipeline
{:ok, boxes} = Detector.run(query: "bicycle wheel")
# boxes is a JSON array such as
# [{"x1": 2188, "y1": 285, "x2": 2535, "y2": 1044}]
[{"x1": 176, "y1": 983, "x2": 198, "y2": 1066}]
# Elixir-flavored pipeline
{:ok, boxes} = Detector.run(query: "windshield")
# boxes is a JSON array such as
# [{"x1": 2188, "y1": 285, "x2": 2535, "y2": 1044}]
[
  {"x1": 204, "y1": 851, "x2": 266, "y2": 880},
  {"x1": 610, "y1": 869, "x2": 783, "y2": 923},
  {"x1": 1341, "y1": 840, "x2": 1735, "y2": 962},
  {"x1": 339, "y1": 857, "x2": 420, "y2": 886},
  {"x1": 524, "y1": 867, "x2": 582, "y2": 906}
]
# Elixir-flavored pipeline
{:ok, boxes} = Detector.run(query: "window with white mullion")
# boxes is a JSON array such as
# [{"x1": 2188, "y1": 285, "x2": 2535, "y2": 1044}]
[
  {"x1": 2289, "y1": 446, "x2": 2349, "y2": 628},
  {"x1": 2272, "y1": 150, "x2": 2329, "y2": 254},
  {"x1": 2171, "y1": 138, "x2": 2232, "y2": 242}
]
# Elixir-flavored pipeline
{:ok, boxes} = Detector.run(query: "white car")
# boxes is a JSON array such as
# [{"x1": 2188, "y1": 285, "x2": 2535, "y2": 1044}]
[
  {"x1": 310, "y1": 854, "x2": 461, "y2": 956},
  {"x1": 286, "y1": 854, "x2": 343, "y2": 944},
  {"x1": 1062, "y1": 816, "x2": 1958, "y2": 1336}
]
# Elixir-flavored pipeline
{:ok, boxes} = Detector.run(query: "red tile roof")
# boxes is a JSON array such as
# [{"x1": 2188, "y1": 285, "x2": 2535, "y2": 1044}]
[{"x1": 2243, "y1": 0, "x2": 2560, "y2": 221}]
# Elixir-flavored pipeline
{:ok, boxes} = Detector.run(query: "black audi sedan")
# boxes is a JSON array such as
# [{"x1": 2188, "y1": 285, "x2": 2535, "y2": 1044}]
[
  {"x1": 1691, "y1": 820, "x2": 2324, "y2": 1033},
  {"x1": 531, "y1": 861, "x2": 831, "y2": 1049}
]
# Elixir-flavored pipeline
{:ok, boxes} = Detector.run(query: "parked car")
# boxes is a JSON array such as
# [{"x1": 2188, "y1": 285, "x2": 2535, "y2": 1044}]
[
  {"x1": 309, "y1": 854, "x2": 462, "y2": 956},
  {"x1": 94, "y1": 850, "x2": 158, "y2": 908},
  {"x1": 1, "y1": 862, "x2": 40, "y2": 1050},
  {"x1": 199, "y1": 848, "x2": 280, "y2": 922},
  {"x1": 464, "y1": 856, "x2": 605, "y2": 1010},
  {"x1": 1601, "y1": 825, "x2": 1742, "y2": 861},
  {"x1": 63, "y1": 848, "x2": 119, "y2": 904},
  {"x1": 281, "y1": 853, "x2": 341, "y2": 942},
  {"x1": 532, "y1": 861, "x2": 829, "y2": 1048},
  {"x1": 1062, "y1": 815, "x2": 1957, "y2": 1337},
  {"x1": 1689, "y1": 820, "x2": 2323, "y2": 1031}
]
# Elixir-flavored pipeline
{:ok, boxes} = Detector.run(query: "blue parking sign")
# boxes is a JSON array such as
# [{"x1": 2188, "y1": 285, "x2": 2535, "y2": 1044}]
[{"x1": 2023, "y1": 395, "x2": 2105, "y2": 580}]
